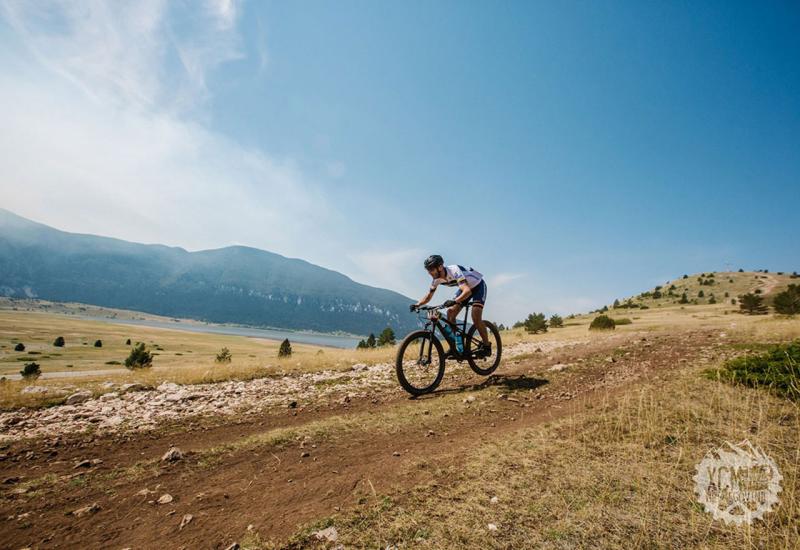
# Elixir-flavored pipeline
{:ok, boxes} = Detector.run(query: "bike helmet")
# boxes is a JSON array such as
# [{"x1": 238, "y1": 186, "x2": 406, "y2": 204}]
[{"x1": 424, "y1": 254, "x2": 444, "y2": 270}]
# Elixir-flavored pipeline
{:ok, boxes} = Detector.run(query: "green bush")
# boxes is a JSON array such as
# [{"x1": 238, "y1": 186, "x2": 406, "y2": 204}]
[
  {"x1": 613, "y1": 318, "x2": 632, "y2": 325},
  {"x1": 14, "y1": 342, "x2": 25, "y2": 352},
  {"x1": 94, "y1": 339, "x2": 102, "y2": 348},
  {"x1": 279, "y1": 338, "x2": 292, "y2": 357},
  {"x1": 679, "y1": 292, "x2": 689, "y2": 304},
  {"x1": 215, "y1": 347, "x2": 232, "y2": 363},
  {"x1": 20, "y1": 362, "x2": 41, "y2": 380},
  {"x1": 53, "y1": 336, "x2": 65, "y2": 347},
  {"x1": 707, "y1": 341, "x2": 800, "y2": 399},
  {"x1": 125, "y1": 343, "x2": 153, "y2": 369},
  {"x1": 589, "y1": 315, "x2": 615, "y2": 331},
  {"x1": 773, "y1": 284, "x2": 800, "y2": 315},
  {"x1": 549, "y1": 314, "x2": 564, "y2": 328},
  {"x1": 125, "y1": 338, "x2": 131, "y2": 345}
]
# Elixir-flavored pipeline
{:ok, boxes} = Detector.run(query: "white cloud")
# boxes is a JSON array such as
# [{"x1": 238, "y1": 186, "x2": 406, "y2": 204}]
[
  {"x1": 347, "y1": 248, "x2": 427, "y2": 298},
  {"x1": 0, "y1": 0, "x2": 340, "y2": 259},
  {"x1": 488, "y1": 272, "x2": 526, "y2": 288},
  {"x1": 1, "y1": 0, "x2": 243, "y2": 114}
]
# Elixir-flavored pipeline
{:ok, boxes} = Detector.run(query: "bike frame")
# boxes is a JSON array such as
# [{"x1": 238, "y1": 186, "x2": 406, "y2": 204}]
[{"x1": 417, "y1": 303, "x2": 482, "y2": 358}]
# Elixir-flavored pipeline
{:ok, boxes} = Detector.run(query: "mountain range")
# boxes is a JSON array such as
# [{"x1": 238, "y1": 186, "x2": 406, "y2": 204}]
[{"x1": 0, "y1": 209, "x2": 417, "y2": 336}]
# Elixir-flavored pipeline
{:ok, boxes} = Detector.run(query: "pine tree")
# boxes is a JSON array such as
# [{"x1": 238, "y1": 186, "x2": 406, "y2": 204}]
[
  {"x1": 215, "y1": 347, "x2": 232, "y2": 363},
  {"x1": 377, "y1": 327, "x2": 396, "y2": 346},
  {"x1": 549, "y1": 314, "x2": 564, "y2": 328},
  {"x1": 679, "y1": 292, "x2": 689, "y2": 304},
  {"x1": 278, "y1": 338, "x2": 292, "y2": 357},
  {"x1": 366, "y1": 333, "x2": 376, "y2": 348},
  {"x1": 773, "y1": 284, "x2": 800, "y2": 315},
  {"x1": 524, "y1": 313, "x2": 548, "y2": 334},
  {"x1": 739, "y1": 293, "x2": 768, "y2": 315},
  {"x1": 20, "y1": 362, "x2": 41, "y2": 380},
  {"x1": 125, "y1": 343, "x2": 153, "y2": 369}
]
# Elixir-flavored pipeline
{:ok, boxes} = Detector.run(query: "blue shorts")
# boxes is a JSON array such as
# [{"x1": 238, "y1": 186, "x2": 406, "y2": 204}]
[{"x1": 455, "y1": 279, "x2": 487, "y2": 306}]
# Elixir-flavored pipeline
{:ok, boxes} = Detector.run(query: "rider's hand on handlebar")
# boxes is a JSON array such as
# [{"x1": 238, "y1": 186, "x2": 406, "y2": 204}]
[
  {"x1": 409, "y1": 303, "x2": 419, "y2": 312},
  {"x1": 443, "y1": 299, "x2": 457, "y2": 308}
]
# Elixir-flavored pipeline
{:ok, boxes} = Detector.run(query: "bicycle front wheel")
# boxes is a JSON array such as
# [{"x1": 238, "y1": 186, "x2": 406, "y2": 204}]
[{"x1": 395, "y1": 330, "x2": 445, "y2": 396}]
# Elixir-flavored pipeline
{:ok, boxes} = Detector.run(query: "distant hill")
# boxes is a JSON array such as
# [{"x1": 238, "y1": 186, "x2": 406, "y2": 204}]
[
  {"x1": 604, "y1": 270, "x2": 797, "y2": 311},
  {"x1": 0, "y1": 209, "x2": 417, "y2": 336}
]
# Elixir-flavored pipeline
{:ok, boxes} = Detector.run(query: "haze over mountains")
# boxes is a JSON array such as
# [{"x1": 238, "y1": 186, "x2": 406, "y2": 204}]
[{"x1": 0, "y1": 209, "x2": 417, "y2": 336}]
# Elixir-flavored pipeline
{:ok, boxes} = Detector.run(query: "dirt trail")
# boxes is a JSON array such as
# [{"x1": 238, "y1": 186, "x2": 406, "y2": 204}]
[{"x1": 0, "y1": 329, "x2": 736, "y2": 549}]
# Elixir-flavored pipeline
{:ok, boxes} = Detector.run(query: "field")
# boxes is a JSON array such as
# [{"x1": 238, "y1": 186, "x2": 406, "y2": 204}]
[{"x1": 0, "y1": 271, "x2": 798, "y2": 549}]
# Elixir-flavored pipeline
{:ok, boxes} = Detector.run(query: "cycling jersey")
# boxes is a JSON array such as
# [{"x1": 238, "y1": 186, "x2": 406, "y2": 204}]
[{"x1": 430, "y1": 264, "x2": 484, "y2": 291}]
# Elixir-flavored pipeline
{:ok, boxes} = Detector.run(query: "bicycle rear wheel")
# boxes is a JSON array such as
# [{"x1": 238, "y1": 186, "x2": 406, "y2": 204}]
[
  {"x1": 395, "y1": 330, "x2": 445, "y2": 396},
  {"x1": 465, "y1": 321, "x2": 502, "y2": 376}
]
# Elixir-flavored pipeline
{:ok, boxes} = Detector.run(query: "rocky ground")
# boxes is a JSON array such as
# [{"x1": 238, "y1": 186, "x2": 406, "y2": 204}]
[
  {"x1": 0, "y1": 340, "x2": 582, "y2": 443},
  {"x1": 0, "y1": 329, "x2": 741, "y2": 549}
]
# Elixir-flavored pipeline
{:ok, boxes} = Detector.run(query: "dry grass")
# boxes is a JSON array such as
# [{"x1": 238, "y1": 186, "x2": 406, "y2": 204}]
[
  {"x1": 0, "y1": 310, "x2": 398, "y2": 409},
  {"x1": 285, "y1": 364, "x2": 799, "y2": 549}
]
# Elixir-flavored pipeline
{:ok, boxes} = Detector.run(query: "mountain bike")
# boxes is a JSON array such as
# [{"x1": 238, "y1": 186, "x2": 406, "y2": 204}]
[{"x1": 395, "y1": 302, "x2": 502, "y2": 396}]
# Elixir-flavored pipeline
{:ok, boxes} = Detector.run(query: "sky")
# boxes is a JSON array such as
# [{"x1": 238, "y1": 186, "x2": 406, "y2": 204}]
[{"x1": 1, "y1": 1, "x2": 798, "y2": 325}]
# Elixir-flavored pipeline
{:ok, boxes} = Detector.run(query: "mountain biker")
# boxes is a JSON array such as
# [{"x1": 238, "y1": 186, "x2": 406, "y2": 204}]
[{"x1": 410, "y1": 254, "x2": 491, "y2": 357}]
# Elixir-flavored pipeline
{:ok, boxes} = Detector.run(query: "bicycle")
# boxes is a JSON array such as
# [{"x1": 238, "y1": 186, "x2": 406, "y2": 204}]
[{"x1": 395, "y1": 302, "x2": 503, "y2": 396}]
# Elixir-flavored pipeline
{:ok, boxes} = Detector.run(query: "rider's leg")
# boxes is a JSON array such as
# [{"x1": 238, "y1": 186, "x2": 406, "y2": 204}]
[
  {"x1": 471, "y1": 304, "x2": 490, "y2": 344},
  {"x1": 447, "y1": 303, "x2": 463, "y2": 324}
]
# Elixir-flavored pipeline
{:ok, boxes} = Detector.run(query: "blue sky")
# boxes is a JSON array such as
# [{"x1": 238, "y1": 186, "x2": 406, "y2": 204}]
[{"x1": 1, "y1": 1, "x2": 798, "y2": 324}]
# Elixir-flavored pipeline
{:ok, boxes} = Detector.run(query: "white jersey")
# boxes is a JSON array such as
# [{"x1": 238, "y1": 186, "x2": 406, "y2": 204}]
[{"x1": 430, "y1": 264, "x2": 483, "y2": 291}]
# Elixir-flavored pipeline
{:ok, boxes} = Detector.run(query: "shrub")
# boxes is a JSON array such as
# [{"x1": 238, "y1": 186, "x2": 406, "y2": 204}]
[
  {"x1": 14, "y1": 342, "x2": 25, "y2": 352},
  {"x1": 524, "y1": 313, "x2": 548, "y2": 334},
  {"x1": 215, "y1": 347, "x2": 232, "y2": 363},
  {"x1": 377, "y1": 327, "x2": 396, "y2": 346},
  {"x1": 589, "y1": 315, "x2": 615, "y2": 331},
  {"x1": 738, "y1": 268, "x2": 744, "y2": 272},
  {"x1": 707, "y1": 341, "x2": 799, "y2": 399},
  {"x1": 679, "y1": 292, "x2": 689, "y2": 304},
  {"x1": 549, "y1": 314, "x2": 564, "y2": 328},
  {"x1": 739, "y1": 293, "x2": 768, "y2": 315},
  {"x1": 94, "y1": 339, "x2": 102, "y2": 348},
  {"x1": 125, "y1": 343, "x2": 153, "y2": 369},
  {"x1": 613, "y1": 318, "x2": 632, "y2": 325},
  {"x1": 20, "y1": 362, "x2": 41, "y2": 380},
  {"x1": 683, "y1": 274, "x2": 688, "y2": 279},
  {"x1": 356, "y1": 339, "x2": 368, "y2": 349},
  {"x1": 698, "y1": 290, "x2": 705, "y2": 298},
  {"x1": 125, "y1": 338, "x2": 131, "y2": 345},
  {"x1": 53, "y1": 336, "x2": 65, "y2": 347},
  {"x1": 652, "y1": 290, "x2": 662, "y2": 299},
  {"x1": 709, "y1": 295, "x2": 717, "y2": 304},
  {"x1": 773, "y1": 284, "x2": 800, "y2": 315},
  {"x1": 278, "y1": 338, "x2": 292, "y2": 357}
]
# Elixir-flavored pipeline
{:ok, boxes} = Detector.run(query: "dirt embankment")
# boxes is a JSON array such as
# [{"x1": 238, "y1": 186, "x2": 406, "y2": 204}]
[{"x1": 0, "y1": 329, "x2": 737, "y2": 549}]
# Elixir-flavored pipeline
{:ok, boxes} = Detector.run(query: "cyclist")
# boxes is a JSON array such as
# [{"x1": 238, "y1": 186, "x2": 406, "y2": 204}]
[{"x1": 410, "y1": 254, "x2": 491, "y2": 357}]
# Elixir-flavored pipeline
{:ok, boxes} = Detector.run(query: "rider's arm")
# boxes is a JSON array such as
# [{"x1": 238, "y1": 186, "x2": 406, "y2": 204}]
[
  {"x1": 416, "y1": 288, "x2": 435, "y2": 306},
  {"x1": 454, "y1": 281, "x2": 472, "y2": 304}
]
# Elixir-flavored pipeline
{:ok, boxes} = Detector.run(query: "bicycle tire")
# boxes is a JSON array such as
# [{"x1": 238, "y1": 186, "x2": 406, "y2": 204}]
[
  {"x1": 466, "y1": 320, "x2": 502, "y2": 376},
  {"x1": 395, "y1": 330, "x2": 446, "y2": 396}
]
